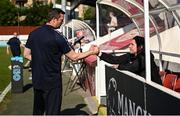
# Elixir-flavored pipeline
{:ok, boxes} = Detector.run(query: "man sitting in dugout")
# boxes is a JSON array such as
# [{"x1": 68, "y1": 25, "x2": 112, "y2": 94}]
[{"x1": 97, "y1": 36, "x2": 162, "y2": 85}]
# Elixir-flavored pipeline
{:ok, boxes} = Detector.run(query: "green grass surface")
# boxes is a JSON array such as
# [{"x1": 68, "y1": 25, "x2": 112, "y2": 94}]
[
  {"x1": 0, "y1": 47, "x2": 30, "y2": 114},
  {"x1": 0, "y1": 47, "x2": 12, "y2": 115},
  {"x1": 0, "y1": 61, "x2": 31, "y2": 114},
  {"x1": 0, "y1": 47, "x2": 11, "y2": 91},
  {"x1": 0, "y1": 47, "x2": 28, "y2": 91}
]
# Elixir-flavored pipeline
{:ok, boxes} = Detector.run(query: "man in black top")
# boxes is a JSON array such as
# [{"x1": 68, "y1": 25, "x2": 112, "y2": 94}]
[
  {"x1": 7, "y1": 32, "x2": 24, "y2": 57},
  {"x1": 24, "y1": 8, "x2": 99, "y2": 115},
  {"x1": 98, "y1": 36, "x2": 162, "y2": 85}
]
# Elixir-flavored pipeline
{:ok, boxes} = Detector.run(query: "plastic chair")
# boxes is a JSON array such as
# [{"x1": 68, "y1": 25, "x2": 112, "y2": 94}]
[
  {"x1": 173, "y1": 78, "x2": 180, "y2": 93},
  {"x1": 163, "y1": 74, "x2": 177, "y2": 90}
]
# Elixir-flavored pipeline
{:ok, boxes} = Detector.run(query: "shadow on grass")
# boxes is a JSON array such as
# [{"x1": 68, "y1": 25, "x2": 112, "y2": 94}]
[
  {"x1": 61, "y1": 104, "x2": 88, "y2": 115},
  {"x1": 23, "y1": 83, "x2": 33, "y2": 92}
]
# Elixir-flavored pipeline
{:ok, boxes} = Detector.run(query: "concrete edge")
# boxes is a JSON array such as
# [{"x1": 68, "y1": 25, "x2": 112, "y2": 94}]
[{"x1": 0, "y1": 82, "x2": 11, "y2": 103}]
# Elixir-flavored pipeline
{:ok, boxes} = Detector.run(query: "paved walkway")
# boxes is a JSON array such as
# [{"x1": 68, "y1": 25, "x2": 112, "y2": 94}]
[{"x1": 2, "y1": 69, "x2": 92, "y2": 115}]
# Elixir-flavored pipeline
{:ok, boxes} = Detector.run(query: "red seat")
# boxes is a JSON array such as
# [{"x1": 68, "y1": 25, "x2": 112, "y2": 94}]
[
  {"x1": 159, "y1": 71, "x2": 167, "y2": 82},
  {"x1": 174, "y1": 78, "x2": 180, "y2": 93},
  {"x1": 163, "y1": 74, "x2": 177, "y2": 90}
]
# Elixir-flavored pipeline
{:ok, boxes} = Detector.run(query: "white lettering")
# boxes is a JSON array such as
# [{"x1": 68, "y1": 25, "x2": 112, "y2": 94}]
[
  {"x1": 124, "y1": 97, "x2": 128, "y2": 115},
  {"x1": 117, "y1": 91, "x2": 123, "y2": 114},
  {"x1": 136, "y1": 106, "x2": 143, "y2": 115},
  {"x1": 108, "y1": 78, "x2": 151, "y2": 115},
  {"x1": 129, "y1": 99, "x2": 136, "y2": 115}
]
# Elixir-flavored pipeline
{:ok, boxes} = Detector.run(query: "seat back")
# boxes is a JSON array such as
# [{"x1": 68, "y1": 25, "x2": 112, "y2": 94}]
[
  {"x1": 163, "y1": 74, "x2": 177, "y2": 90},
  {"x1": 174, "y1": 78, "x2": 180, "y2": 93}
]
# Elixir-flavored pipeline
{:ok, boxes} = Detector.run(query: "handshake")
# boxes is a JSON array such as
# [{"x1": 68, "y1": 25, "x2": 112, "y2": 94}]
[{"x1": 89, "y1": 45, "x2": 100, "y2": 55}]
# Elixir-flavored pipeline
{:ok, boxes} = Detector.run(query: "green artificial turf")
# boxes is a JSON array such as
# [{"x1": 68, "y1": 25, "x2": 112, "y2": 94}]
[
  {"x1": 0, "y1": 47, "x2": 11, "y2": 91},
  {"x1": 0, "y1": 47, "x2": 29, "y2": 91},
  {"x1": 0, "y1": 47, "x2": 11, "y2": 114},
  {"x1": 0, "y1": 47, "x2": 31, "y2": 114}
]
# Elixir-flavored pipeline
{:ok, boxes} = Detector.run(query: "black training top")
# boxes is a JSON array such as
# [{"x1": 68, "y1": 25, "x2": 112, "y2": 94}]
[
  {"x1": 25, "y1": 25, "x2": 71, "y2": 90},
  {"x1": 100, "y1": 52, "x2": 162, "y2": 85},
  {"x1": 7, "y1": 37, "x2": 21, "y2": 57}
]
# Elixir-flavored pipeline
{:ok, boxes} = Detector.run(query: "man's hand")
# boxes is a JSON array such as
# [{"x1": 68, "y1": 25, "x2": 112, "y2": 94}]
[{"x1": 89, "y1": 45, "x2": 99, "y2": 55}]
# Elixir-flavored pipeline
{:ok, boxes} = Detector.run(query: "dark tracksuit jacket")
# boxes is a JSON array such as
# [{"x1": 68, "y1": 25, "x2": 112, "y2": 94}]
[{"x1": 99, "y1": 51, "x2": 162, "y2": 85}]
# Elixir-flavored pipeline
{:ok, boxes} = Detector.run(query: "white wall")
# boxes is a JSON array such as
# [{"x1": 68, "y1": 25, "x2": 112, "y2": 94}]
[
  {"x1": 0, "y1": 35, "x2": 28, "y2": 41},
  {"x1": 0, "y1": 35, "x2": 28, "y2": 46},
  {"x1": 150, "y1": 25, "x2": 180, "y2": 64}
]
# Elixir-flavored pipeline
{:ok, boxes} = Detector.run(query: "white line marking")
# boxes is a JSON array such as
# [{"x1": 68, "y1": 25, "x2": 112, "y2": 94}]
[{"x1": 0, "y1": 82, "x2": 11, "y2": 103}]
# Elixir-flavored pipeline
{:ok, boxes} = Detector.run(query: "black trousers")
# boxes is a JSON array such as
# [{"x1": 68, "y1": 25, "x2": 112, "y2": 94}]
[{"x1": 33, "y1": 88, "x2": 62, "y2": 115}]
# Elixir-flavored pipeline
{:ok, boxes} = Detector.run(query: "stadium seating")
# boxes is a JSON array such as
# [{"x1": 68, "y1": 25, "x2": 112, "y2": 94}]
[
  {"x1": 174, "y1": 78, "x2": 180, "y2": 93},
  {"x1": 160, "y1": 71, "x2": 180, "y2": 93},
  {"x1": 163, "y1": 73, "x2": 177, "y2": 90}
]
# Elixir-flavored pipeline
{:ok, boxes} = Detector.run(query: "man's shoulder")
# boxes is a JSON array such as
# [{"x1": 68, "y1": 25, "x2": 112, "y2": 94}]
[
  {"x1": 30, "y1": 25, "x2": 55, "y2": 36},
  {"x1": 7, "y1": 37, "x2": 19, "y2": 45},
  {"x1": 30, "y1": 25, "x2": 44, "y2": 34},
  {"x1": 8, "y1": 37, "x2": 17, "y2": 41},
  {"x1": 8, "y1": 37, "x2": 13, "y2": 41},
  {"x1": 54, "y1": 30, "x2": 64, "y2": 38}
]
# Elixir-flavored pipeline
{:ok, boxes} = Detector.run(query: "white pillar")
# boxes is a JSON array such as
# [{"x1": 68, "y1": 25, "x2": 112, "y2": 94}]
[
  {"x1": 96, "y1": 2, "x2": 99, "y2": 40},
  {"x1": 61, "y1": 0, "x2": 67, "y2": 23},
  {"x1": 61, "y1": 0, "x2": 67, "y2": 35},
  {"x1": 144, "y1": 0, "x2": 151, "y2": 82}
]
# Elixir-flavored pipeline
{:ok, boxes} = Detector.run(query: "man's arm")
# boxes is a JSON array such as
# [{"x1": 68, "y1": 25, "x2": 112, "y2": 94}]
[
  {"x1": 24, "y1": 47, "x2": 32, "y2": 60},
  {"x1": 65, "y1": 50, "x2": 94, "y2": 61},
  {"x1": 6, "y1": 46, "x2": 9, "y2": 55},
  {"x1": 65, "y1": 45, "x2": 99, "y2": 61},
  {"x1": 20, "y1": 43, "x2": 25, "y2": 48}
]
